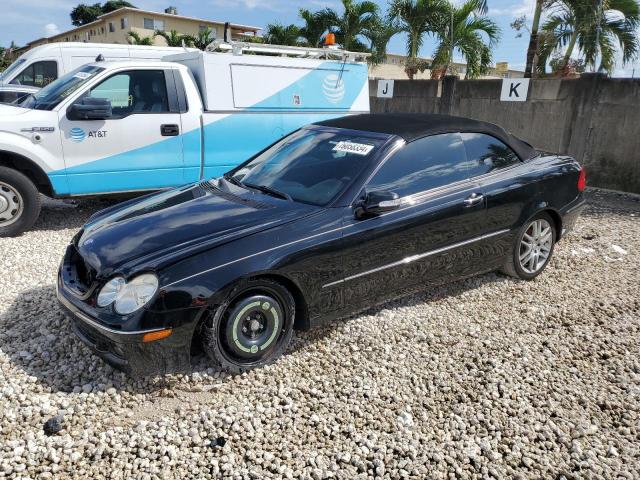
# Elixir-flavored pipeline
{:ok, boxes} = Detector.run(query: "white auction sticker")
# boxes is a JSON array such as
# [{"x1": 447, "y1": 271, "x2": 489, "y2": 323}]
[
  {"x1": 332, "y1": 141, "x2": 374, "y2": 156},
  {"x1": 74, "y1": 72, "x2": 92, "y2": 79}
]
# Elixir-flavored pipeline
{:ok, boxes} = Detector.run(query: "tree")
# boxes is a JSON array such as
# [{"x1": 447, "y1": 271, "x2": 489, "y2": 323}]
[
  {"x1": 70, "y1": 3, "x2": 103, "y2": 26},
  {"x1": 549, "y1": 51, "x2": 586, "y2": 73},
  {"x1": 431, "y1": 0, "x2": 500, "y2": 78},
  {"x1": 363, "y1": 17, "x2": 402, "y2": 65},
  {"x1": 70, "y1": 1, "x2": 135, "y2": 26},
  {"x1": 299, "y1": 8, "x2": 334, "y2": 47},
  {"x1": 389, "y1": 0, "x2": 449, "y2": 79},
  {"x1": 193, "y1": 27, "x2": 215, "y2": 50},
  {"x1": 127, "y1": 31, "x2": 153, "y2": 45},
  {"x1": 154, "y1": 29, "x2": 195, "y2": 47},
  {"x1": 327, "y1": 0, "x2": 380, "y2": 51},
  {"x1": 263, "y1": 23, "x2": 303, "y2": 46},
  {"x1": 539, "y1": 0, "x2": 640, "y2": 74}
]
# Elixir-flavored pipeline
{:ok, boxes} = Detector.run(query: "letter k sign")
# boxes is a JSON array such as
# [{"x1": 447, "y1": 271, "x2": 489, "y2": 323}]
[{"x1": 500, "y1": 78, "x2": 530, "y2": 102}]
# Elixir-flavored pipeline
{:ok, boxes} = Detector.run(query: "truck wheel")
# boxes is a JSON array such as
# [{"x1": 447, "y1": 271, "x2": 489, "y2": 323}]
[
  {"x1": 0, "y1": 167, "x2": 41, "y2": 237},
  {"x1": 502, "y1": 212, "x2": 556, "y2": 280},
  {"x1": 201, "y1": 279, "x2": 295, "y2": 373}
]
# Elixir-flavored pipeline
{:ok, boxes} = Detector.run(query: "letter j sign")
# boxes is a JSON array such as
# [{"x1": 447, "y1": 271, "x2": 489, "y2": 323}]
[{"x1": 500, "y1": 78, "x2": 530, "y2": 102}]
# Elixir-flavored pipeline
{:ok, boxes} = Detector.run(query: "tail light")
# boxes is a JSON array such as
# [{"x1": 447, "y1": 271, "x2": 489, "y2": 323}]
[{"x1": 577, "y1": 167, "x2": 586, "y2": 192}]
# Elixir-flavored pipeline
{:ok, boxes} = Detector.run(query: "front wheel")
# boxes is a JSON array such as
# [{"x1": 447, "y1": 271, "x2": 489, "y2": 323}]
[
  {"x1": 0, "y1": 167, "x2": 41, "y2": 237},
  {"x1": 502, "y1": 212, "x2": 556, "y2": 280},
  {"x1": 201, "y1": 279, "x2": 295, "y2": 373}
]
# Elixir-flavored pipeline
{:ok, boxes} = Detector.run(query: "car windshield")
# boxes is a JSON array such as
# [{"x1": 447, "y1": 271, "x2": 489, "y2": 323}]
[
  {"x1": 0, "y1": 59, "x2": 26, "y2": 82},
  {"x1": 227, "y1": 128, "x2": 388, "y2": 206},
  {"x1": 20, "y1": 65, "x2": 104, "y2": 111}
]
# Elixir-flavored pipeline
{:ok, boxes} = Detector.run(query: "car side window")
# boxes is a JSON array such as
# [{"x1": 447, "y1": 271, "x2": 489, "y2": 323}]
[
  {"x1": 10, "y1": 61, "x2": 58, "y2": 87},
  {"x1": 461, "y1": 133, "x2": 520, "y2": 177},
  {"x1": 367, "y1": 133, "x2": 468, "y2": 197},
  {"x1": 87, "y1": 70, "x2": 169, "y2": 117}
]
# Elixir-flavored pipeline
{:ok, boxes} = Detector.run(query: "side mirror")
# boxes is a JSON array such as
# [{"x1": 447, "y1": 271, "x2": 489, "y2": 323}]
[
  {"x1": 357, "y1": 190, "x2": 401, "y2": 217},
  {"x1": 67, "y1": 97, "x2": 112, "y2": 121}
]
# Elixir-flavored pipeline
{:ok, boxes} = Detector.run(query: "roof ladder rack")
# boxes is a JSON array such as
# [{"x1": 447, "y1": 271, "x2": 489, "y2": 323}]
[{"x1": 205, "y1": 40, "x2": 370, "y2": 62}]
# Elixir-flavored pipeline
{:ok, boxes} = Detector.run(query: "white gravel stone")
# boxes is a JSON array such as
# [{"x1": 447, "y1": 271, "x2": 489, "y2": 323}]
[{"x1": 0, "y1": 190, "x2": 639, "y2": 478}]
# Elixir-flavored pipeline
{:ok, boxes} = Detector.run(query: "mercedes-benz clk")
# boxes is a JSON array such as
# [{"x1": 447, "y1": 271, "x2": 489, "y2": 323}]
[{"x1": 57, "y1": 114, "x2": 586, "y2": 376}]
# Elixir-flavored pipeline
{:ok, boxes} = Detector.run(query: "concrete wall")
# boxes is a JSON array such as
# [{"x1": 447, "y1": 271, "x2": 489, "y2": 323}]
[{"x1": 370, "y1": 75, "x2": 640, "y2": 193}]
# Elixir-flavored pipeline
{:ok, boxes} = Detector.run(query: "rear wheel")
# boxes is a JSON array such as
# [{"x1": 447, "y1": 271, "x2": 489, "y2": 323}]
[
  {"x1": 0, "y1": 167, "x2": 41, "y2": 237},
  {"x1": 502, "y1": 212, "x2": 556, "y2": 280},
  {"x1": 201, "y1": 279, "x2": 295, "y2": 373}
]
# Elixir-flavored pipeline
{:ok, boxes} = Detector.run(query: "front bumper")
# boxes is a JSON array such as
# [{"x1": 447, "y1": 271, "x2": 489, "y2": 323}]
[{"x1": 57, "y1": 286, "x2": 193, "y2": 377}]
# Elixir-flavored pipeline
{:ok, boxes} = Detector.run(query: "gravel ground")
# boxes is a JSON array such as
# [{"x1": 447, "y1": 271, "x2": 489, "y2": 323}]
[{"x1": 0, "y1": 189, "x2": 639, "y2": 479}]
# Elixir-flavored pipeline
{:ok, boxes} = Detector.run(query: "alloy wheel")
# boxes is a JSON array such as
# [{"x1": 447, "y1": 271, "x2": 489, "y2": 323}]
[{"x1": 518, "y1": 219, "x2": 553, "y2": 274}]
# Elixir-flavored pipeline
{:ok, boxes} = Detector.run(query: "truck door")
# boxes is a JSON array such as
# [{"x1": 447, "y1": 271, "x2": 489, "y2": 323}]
[{"x1": 58, "y1": 68, "x2": 185, "y2": 194}]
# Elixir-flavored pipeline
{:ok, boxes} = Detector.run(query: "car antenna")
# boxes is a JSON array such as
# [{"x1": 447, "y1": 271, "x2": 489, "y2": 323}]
[{"x1": 95, "y1": 54, "x2": 105, "y2": 62}]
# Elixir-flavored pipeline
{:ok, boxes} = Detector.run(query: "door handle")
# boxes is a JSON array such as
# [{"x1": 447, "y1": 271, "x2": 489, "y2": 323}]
[
  {"x1": 463, "y1": 193, "x2": 484, "y2": 206},
  {"x1": 160, "y1": 124, "x2": 179, "y2": 136}
]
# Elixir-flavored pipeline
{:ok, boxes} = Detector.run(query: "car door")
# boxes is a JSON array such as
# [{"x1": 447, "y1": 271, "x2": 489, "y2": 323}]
[
  {"x1": 333, "y1": 133, "x2": 492, "y2": 312},
  {"x1": 59, "y1": 68, "x2": 185, "y2": 195},
  {"x1": 461, "y1": 133, "x2": 537, "y2": 268}
]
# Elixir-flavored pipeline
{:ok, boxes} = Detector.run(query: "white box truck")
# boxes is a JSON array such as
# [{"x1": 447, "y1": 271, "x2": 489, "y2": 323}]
[
  {"x1": 0, "y1": 42, "x2": 370, "y2": 236},
  {"x1": 0, "y1": 42, "x2": 198, "y2": 104}
]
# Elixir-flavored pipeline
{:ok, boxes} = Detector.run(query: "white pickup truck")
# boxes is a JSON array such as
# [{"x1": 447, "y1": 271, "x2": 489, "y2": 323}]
[{"x1": 0, "y1": 43, "x2": 370, "y2": 236}]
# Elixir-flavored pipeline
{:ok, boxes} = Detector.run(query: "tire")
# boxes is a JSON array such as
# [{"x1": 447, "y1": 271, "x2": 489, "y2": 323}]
[
  {"x1": 502, "y1": 212, "x2": 556, "y2": 280},
  {"x1": 201, "y1": 279, "x2": 295, "y2": 373},
  {"x1": 0, "y1": 167, "x2": 41, "y2": 237}
]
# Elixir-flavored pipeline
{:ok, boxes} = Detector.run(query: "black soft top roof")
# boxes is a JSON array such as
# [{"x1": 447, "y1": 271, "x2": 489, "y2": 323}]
[{"x1": 313, "y1": 113, "x2": 536, "y2": 160}]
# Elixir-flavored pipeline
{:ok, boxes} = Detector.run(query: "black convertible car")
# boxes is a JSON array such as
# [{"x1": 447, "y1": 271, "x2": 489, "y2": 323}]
[{"x1": 57, "y1": 114, "x2": 586, "y2": 376}]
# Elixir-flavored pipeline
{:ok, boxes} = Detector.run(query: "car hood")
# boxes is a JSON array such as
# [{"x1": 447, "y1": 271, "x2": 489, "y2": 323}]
[
  {"x1": 76, "y1": 181, "x2": 318, "y2": 277},
  {"x1": 0, "y1": 104, "x2": 31, "y2": 116}
]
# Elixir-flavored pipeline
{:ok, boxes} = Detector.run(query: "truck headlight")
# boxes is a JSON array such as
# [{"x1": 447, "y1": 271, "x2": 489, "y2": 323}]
[{"x1": 96, "y1": 273, "x2": 159, "y2": 315}]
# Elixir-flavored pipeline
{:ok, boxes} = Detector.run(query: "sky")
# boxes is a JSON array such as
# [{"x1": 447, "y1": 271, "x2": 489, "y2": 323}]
[{"x1": 0, "y1": 0, "x2": 638, "y2": 77}]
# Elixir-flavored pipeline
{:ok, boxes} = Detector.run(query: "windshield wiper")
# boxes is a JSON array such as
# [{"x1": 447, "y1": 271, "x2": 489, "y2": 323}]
[
  {"x1": 242, "y1": 182, "x2": 292, "y2": 202},
  {"x1": 223, "y1": 173, "x2": 244, "y2": 188}
]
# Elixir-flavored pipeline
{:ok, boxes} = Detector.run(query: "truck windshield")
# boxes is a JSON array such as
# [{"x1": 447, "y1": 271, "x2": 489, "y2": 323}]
[
  {"x1": 227, "y1": 128, "x2": 389, "y2": 206},
  {"x1": 20, "y1": 65, "x2": 104, "y2": 111},
  {"x1": 0, "y1": 59, "x2": 26, "y2": 82}
]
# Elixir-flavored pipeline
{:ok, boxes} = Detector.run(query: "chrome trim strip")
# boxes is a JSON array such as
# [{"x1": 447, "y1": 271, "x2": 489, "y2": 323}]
[
  {"x1": 57, "y1": 288, "x2": 164, "y2": 336},
  {"x1": 322, "y1": 228, "x2": 511, "y2": 288}
]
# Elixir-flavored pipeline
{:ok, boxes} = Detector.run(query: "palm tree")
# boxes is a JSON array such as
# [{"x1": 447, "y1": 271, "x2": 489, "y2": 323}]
[
  {"x1": 193, "y1": 27, "x2": 215, "y2": 50},
  {"x1": 363, "y1": 17, "x2": 402, "y2": 65},
  {"x1": 327, "y1": 0, "x2": 380, "y2": 51},
  {"x1": 263, "y1": 23, "x2": 303, "y2": 46},
  {"x1": 154, "y1": 29, "x2": 195, "y2": 47},
  {"x1": 127, "y1": 31, "x2": 154, "y2": 46},
  {"x1": 431, "y1": 0, "x2": 500, "y2": 78},
  {"x1": 539, "y1": 0, "x2": 640, "y2": 74},
  {"x1": 389, "y1": 0, "x2": 449, "y2": 79},
  {"x1": 299, "y1": 8, "x2": 334, "y2": 47}
]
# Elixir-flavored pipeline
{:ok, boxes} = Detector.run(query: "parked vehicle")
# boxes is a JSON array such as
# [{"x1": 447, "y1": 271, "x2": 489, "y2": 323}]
[
  {"x1": 57, "y1": 113, "x2": 587, "y2": 376},
  {"x1": 0, "y1": 42, "x2": 197, "y2": 104},
  {"x1": 0, "y1": 44, "x2": 369, "y2": 236}
]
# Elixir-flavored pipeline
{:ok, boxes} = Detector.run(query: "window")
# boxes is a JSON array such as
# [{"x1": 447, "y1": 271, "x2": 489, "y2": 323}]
[
  {"x1": 368, "y1": 133, "x2": 469, "y2": 197},
  {"x1": 461, "y1": 133, "x2": 520, "y2": 177},
  {"x1": 121, "y1": 17, "x2": 128, "y2": 29},
  {"x1": 229, "y1": 129, "x2": 388, "y2": 206},
  {"x1": 199, "y1": 25, "x2": 208, "y2": 33},
  {"x1": 109, "y1": 22, "x2": 115, "y2": 33},
  {"x1": 87, "y1": 70, "x2": 169, "y2": 116},
  {"x1": 144, "y1": 18, "x2": 164, "y2": 31},
  {"x1": 10, "y1": 61, "x2": 58, "y2": 87}
]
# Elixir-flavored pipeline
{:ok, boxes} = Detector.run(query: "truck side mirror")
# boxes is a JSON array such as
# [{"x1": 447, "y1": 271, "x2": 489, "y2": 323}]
[{"x1": 67, "y1": 97, "x2": 112, "y2": 121}]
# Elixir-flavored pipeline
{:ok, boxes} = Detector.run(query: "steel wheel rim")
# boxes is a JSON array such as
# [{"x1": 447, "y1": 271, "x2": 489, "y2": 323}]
[
  {"x1": 518, "y1": 219, "x2": 553, "y2": 274},
  {"x1": 0, "y1": 182, "x2": 23, "y2": 227}
]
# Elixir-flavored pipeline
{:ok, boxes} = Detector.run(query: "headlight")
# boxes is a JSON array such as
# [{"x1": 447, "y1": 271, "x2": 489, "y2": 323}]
[{"x1": 96, "y1": 273, "x2": 159, "y2": 315}]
